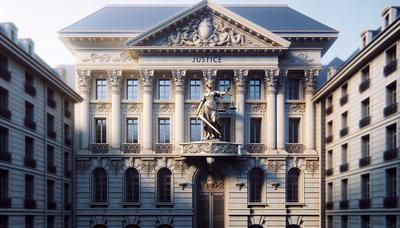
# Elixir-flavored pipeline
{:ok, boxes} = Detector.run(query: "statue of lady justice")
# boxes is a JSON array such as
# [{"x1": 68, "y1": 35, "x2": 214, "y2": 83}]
[{"x1": 195, "y1": 81, "x2": 231, "y2": 140}]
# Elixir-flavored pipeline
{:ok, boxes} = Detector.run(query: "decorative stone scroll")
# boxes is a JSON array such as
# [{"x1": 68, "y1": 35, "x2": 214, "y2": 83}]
[
  {"x1": 306, "y1": 160, "x2": 319, "y2": 174},
  {"x1": 140, "y1": 160, "x2": 155, "y2": 175},
  {"x1": 264, "y1": 68, "x2": 279, "y2": 92},
  {"x1": 81, "y1": 52, "x2": 132, "y2": 63},
  {"x1": 233, "y1": 69, "x2": 248, "y2": 92},
  {"x1": 202, "y1": 69, "x2": 217, "y2": 86},
  {"x1": 174, "y1": 160, "x2": 189, "y2": 176},
  {"x1": 76, "y1": 69, "x2": 91, "y2": 92},
  {"x1": 286, "y1": 157, "x2": 306, "y2": 170},
  {"x1": 140, "y1": 69, "x2": 154, "y2": 90},
  {"x1": 125, "y1": 103, "x2": 143, "y2": 112},
  {"x1": 172, "y1": 69, "x2": 186, "y2": 89},
  {"x1": 91, "y1": 103, "x2": 111, "y2": 113},
  {"x1": 185, "y1": 104, "x2": 200, "y2": 113},
  {"x1": 303, "y1": 68, "x2": 320, "y2": 94},
  {"x1": 107, "y1": 69, "x2": 122, "y2": 91},
  {"x1": 182, "y1": 141, "x2": 239, "y2": 156},
  {"x1": 154, "y1": 103, "x2": 175, "y2": 113},
  {"x1": 285, "y1": 103, "x2": 306, "y2": 113},
  {"x1": 266, "y1": 160, "x2": 284, "y2": 173},
  {"x1": 248, "y1": 103, "x2": 267, "y2": 112}
]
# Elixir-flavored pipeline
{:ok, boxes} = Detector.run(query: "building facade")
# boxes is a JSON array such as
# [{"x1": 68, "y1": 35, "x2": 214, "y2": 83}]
[
  {"x1": 0, "y1": 23, "x2": 82, "y2": 227},
  {"x1": 314, "y1": 7, "x2": 400, "y2": 228},
  {"x1": 59, "y1": 1, "x2": 338, "y2": 227}
]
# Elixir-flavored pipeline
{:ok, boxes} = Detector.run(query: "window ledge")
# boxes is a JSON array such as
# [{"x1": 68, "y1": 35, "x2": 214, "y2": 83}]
[
  {"x1": 122, "y1": 202, "x2": 141, "y2": 207},
  {"x1": 286, "y1": 202, "x2": 305, "y2": 207},
  {"x1": 156, "y1": 202, "x2": 174, "y2": 207},
  {"x1": 247, "y1": 202, "x2": 267, "y2": 207},
  {"x1": 90, "y1": 202, "x2": 108, "y2": 208}
]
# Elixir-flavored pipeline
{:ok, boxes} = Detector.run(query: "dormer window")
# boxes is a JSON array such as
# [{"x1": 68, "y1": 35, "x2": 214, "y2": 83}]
[
  {"x1": 362, "y1": 35, "x2": 367, "y2": 48},
  {"x1": 384, "y1": 13, "x2": 390, "y2": 28}
]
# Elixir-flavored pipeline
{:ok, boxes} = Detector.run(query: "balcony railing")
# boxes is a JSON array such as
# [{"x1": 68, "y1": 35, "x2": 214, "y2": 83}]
[
  {"x1": 24, "y1": 157, "x2": 36, "y2": 168},
  {"x1": 340, "y1": 127, "x2": 349, "y2": 137},
  {"x1": 0, "y1": 197, "x2": 11, "y2": 208},
  {"x1": 0, "y1": 68, "x2": 11, "y2": 81},
  {"x1": 24, "y1": 198, "x2": 36, "y2": 209},
  {"x1": 0, "y1": 107, "x2": 11, "y2": 119},
  {"x1": 24, "y1": 118, "x2": 36, "y2": 130},
  {"x1": 359, "y1": 198, "x2": 371, "y2": 209},
  {"x1": 246, "y1": 143, "x2": 265, "y2": 154},
  {"x1": 326, "y1": 106, "x2": 333, "y2": 115},
  {"x1": 359, "y1": 156, "x2": 371, "y2": 167},
  {"x1": 155, "y1": 143, "x2": 173, "y2": 154},
  {"x1": 326, "y1": 135, "x2": 333, "y2": 143},
  {"x1": 383, "y1": 58, "x2": 397, "y2": 76},
  {"x1": 359, "y1": 116, "x2": 371, "y2": 128},
  {"x1": 47, "y1": 200, "x2": 57, "y2": 210},
  {"x1": 286, "y1": 143, "x2": 304, "y2": 154},
  {"x1": 340, "y1": 95, "x2": 348, "y2": 106},
  {"x1": 47, "y1": 130, "x2": 56, "y2": 139},
  {"x1": 339, "y1": 200, "x2": 349, "y2": 209},
  {"x1": 47, "y1": 98, "x2": 56, "y2": 109},
  {"x1": 122, "y1": 143, "x2": 140, "y2": 154},
  {"x1": 326, "y1": 168, "x2": 333, "y2": 176},
  {"x1": 340, "y1": 163, "x2": 349, "y2": 173},
  {"x1": 91, "y1": 143, "x2": 109, "y2": 153},
  {"x1": 24, "y1": 83, "x2": 36, "y2": 97},
  {"x1": 383, "y1": 148, "x2": 398, "y2": 161},
  {"x1": 383, "y1": 102, "x2": 398, "y2": 117},
  {"x1": 326, "y1": 201, "x2": 334, "y2": 210},
  {"x1": 383, "y1": 196, "x2": 398, "y2": 208},
  {"x1": 0, "y1": 151, "x2": 11, "y2": 162},
  {"x1": 359, "y1": 79, "x2": 370, "y2": 93}
]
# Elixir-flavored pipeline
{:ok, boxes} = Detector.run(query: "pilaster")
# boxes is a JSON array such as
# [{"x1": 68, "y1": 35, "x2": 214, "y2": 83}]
[
  {"x1": 140, "y1": 69, "x2": 154, "y2": 153},
  {"x1": 264, "y1": 68, "x2": 279, "y2": 150},
  {"x1": 303, "y1": 68, "x2": 320, "y2": 152},
  {"x1": 77, "y1": 69, "x2": 91, "y2": 149},
  {"x1": 172, "y1": 69, "x2": 186, "y2": 152},
  {"x1": 108, "y1": 69, "x2": 122, "y2": 149},
  {"x1": 277, "y1": 69, "x2": 288, "y2": 150},
  {"x1": 233, "y1": 69, "x2": 248, "y2": 149}
]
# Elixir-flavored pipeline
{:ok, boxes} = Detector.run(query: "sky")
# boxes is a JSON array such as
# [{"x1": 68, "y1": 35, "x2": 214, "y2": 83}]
[{"x1": 0, "y1": 0, "x2": 398, "y2": 67}]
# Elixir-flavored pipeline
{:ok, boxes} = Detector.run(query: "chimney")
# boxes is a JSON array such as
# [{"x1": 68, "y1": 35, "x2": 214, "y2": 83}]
[{"x1": 0, "y1": 22, "x2": 18, "y2": 42}]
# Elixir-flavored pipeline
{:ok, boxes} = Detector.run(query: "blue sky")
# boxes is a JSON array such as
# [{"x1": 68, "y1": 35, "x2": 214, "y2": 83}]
[{"x1": 0, "y1": 0, "x2": 398, "y2": 67}]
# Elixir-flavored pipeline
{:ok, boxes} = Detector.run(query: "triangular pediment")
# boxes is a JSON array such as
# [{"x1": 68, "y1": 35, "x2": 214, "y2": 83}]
[{"x1": 126, "y1": 0, "x2": 290, "y2": 51}]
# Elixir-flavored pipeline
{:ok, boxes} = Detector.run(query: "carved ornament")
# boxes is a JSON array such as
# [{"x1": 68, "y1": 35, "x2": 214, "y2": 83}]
[
  {"x1": 306, "y1": 160, "x2": 319, "y2": 174},
  {"x1": 266, "y1": 160, "x2": 284, "y2": 173},
  {"x1": 182, "y1": 142, "x2": 239, "y2": 155},
  {"x1": 285, "y1": 103, "x2": 305, "y2": 113},
  {"x1": 126, "y1": 103, "x2": 143, "y2": 112},
  {"x1": 154, "y1": 103, "x2": 175, "y2": 112},
  {"x1": 249, "y1": 103, "x2": 267, "y2": 112},
  {"x1": 81, "y1": 52, "x2": 132, "y2": 63}
]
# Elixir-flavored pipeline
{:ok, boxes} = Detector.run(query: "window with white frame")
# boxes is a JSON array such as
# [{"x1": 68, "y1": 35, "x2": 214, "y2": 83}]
[
  {"x1": 219, "y1": 117, "x2": 231, "y2": 142},
  {"x1": 249, "y1": 118, "x2": 261, "y2": 143},
  {"x1": 361, "y1": 174, "x2": 370, "y2": 199},
  {"x1": 189, "y1": 118, "x2": 201, "y2": 142},
  {"x1": 386, "y1": 82, "x2": 397, "y2": 105},
  {"x1": 219, "y1": 79, "x2": 231, "y2": 101},
  {"x1": 157, "y1": 168, "x2": 172, "y2": 203},
  {"x1": 386, "y1": 124, "x2": 397, "y2": 150},
  {"x1": 361, "y1": 98, "x2": 370, "y2": 118},
  {"x1": 126, "y1": 79, "x2": 139, "y2": 100},
  {"x1": 341, "y1": 179, "x2": 348, "y2": 201},
  {"x1": 327, "y1": 182, "x2": 333, "y2": 202},
  {"x1": 92, "y1": 168, "x2": 107, "y2": 203},
  {"x1": 248, "y1": 79, "x2": 261, "y2": 100},
  {"x1": 126, "y1": 118, "x2": 139, "y2": 143},
  {"x1": 286, "y1": 79, "x2": 301, "y2": 100},
  {"x1": 95, "y1": 118, "x2": 107, "y2": 143},
  {"x1": 288, "y1": 118, "x2": 300, "y2": 143},
  {"x1": 341, "y1": 144, "x2": 348, "y2": 164},
  {"x1": 248, "y1": 168, "x2": 264, "y2": 203},
  {"x1": 158, "y1": 79, "x2": 170, "y2": 100},
  {"x1": 189, "y1": 79, "x2": 201, "y2": 100},
  {"x1": 286, "y1": 168, "x2": 300, "y2": 202},
  {"x1": 158, "y1": 118, "x2": 170, "y2": 143},
  {"x1": 361, "y1": 135, "x2": 370, "y2": 157},
  {"x1": 96, "y1": 79, "x2": 107, "y2": 100},
  {"x1": 124, "y1": 168, "x2": 140, "y2": 203},
  {"x1": 386, "y1": 168, "x2": 397, "y2": 198}
]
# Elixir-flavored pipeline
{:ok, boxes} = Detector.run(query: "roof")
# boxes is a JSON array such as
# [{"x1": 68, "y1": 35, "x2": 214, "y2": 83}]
[
  {"x1": 59, "y1": 4, "x2": 338, "y2": 34},
  {"x1": 317, "y1": 57, "x2": 344, "y2": 89}
]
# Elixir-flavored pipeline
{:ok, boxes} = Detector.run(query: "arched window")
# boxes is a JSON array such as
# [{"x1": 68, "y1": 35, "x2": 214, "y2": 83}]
[
  {"x1": 249, "y1": 225, "x2": 263, "y2": 228},
  {"x1": 286, "y1": 168, "x2": 300, "y2": 202},
  {"x1": 157, "y1": 225, "x2": 173, "y2": 228},
  {"x1": 287, "y1": 225, "x2": 300, "y2": 228},
  {"x1": 249, "y1": 168, "x2": 264, "y2": 203},
  {"x1": 92, "y1": 168, "x2": 107, "y2": 203},
  {"x1": 157, "y1": 168, "x2": 172, "y2": 203},
  {"x1": 124, "y1": 225, "x2": 140, "y2": 228},
  {"x1": 124, "y1": 168, "x2": 140, "y2": 203}
]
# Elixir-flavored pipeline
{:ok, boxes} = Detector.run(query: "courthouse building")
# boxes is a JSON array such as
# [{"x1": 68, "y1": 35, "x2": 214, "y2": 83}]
[
  {"x1": 314, "y1": 6, "x2": 400, "y2": 228},
  {"x1": 59, "y1": 1, "x2": 339, "y2": 227},
  {"x1": 0, "y1": 23, "x2": 82, "y2": 227}
]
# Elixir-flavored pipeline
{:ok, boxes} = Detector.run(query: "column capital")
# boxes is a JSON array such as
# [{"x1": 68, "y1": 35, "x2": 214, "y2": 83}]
[
  {"x1": 233, "y1": 69, "x2": 248, "y2": 92},
  {"x1": 172, "y1": 69, "x2": 186, "y2": 90},
  {"x1": 76, "y1": 69, "x2": 91, "y2": 93},
  {"x1": 264, "y1": 68, "x2": 279, "y2": 93},
  {"x1": 202, "y1": 69, "x2": 217, "y2": 87},
  {"x1": 277, "y1": 69, "x2": 288, "y2": 91},
  {"x1": 107, "y1": 69, "x2": 122, "y2": 92},
  {"x1": 140, "y1": 69, "x2": 154, "y2": 92},
  {"x1": 303, "y1": 68, "x2": 320, "y2": 94}
]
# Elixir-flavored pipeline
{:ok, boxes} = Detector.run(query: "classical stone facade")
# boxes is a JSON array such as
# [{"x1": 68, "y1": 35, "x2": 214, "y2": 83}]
[{"x1": 59, "y1": 1, "x2": 338, "y2": 227}]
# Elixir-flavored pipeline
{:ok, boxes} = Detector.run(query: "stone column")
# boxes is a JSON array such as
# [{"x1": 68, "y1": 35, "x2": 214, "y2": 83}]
[
  {"x1": 276, "y1": 70, "x2": 288, "y2": 150},
  {"x1": 233, "y1": 69, "x2": 248, "y2": 148},
  {"x1": 108, "y1": 69, "x2": 122, "y2": 149},
  {"x1": 77, "y1": 69, "x2": 91, "y2": 149},
  {"x1": 140, "y1": 69, "x2": 154, "y2": 153},
  {"x1": 304, "y1": 69, "x2": 320, "y2": 151},
  {"x1": 172, "y1": 69, "x2": 186, "y2": 152},
  {"x1": 264, "y1": 68, "x2": 279, "y2": 150},
  {"x1": 202, "y1": 69, "x2": 217, "y2": 87}
]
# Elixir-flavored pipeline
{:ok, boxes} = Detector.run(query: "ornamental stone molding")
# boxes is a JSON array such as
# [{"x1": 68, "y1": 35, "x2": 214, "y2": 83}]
[
  {"x1": 76, "y1": 69, "x2": 91, "y2": 92},
  {"x1": 246, "y1": 143, "x2": 265, "y2": 154},
  {"x1": 264, "y1": 68, "x2": 279, "y2": 92},
  {"x1": 286, "y1": 157, "x2": 306, "y2": 170},
  {"x1": 173, "y1": 160, "x2": 189, "y2": 176},
  {"x1": 182, "y1": 141, "x2": 239, "y2": 156},
  {"x1": 185, "y1": 104, "x2": 200, "y2": 113},
  {"x1": 285, "y1": 103, "x2": 306, "y2": 113},
  {"x1": 81, "y1": 52, "x2": 132, "y2": 63},
  {"x1": 91, "y1": 103, "x2": 112, "y2": 112},
  {"x1": 277, "y1": 69, "x2": 288, "y2": 91},
  {"x1": 202, "y1": 69, "x2": 217, "y2": 86},
  {"x1": 248, "y1": 103, "x2": 267, "y2": 112},
  {"x1": 140, "y1": 160, "x2": 155, "y2": 175},
  {"x1": 172, "y1": 69, "x2": 187, "y2": 89},
  {"x1": 154, "y1": 103, "x2": 175, "y2": 112},
  {"x1": 306, "y1": 160, "x2": 319, "y2": 174},
  {"x1": 233, "y1": 69, "x2": 248, "y2": 92},
  {"x1": 303, "y1": 68, "x2": 320, "y2": 94},
  {"x1": 125, "y1": 103, "x2": 143, "y2": 112},
  {"x1": 140, "y1": 69, "x2": 154, "y2": 90},
  {"x1": 266, "y1": 160, "x2": 284, "y2": 173},
  {"x1": 107, "y1": 69, "x2": 122, "y2": 91}
]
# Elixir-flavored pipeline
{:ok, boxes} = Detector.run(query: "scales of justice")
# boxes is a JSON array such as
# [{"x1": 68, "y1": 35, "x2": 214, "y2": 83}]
[{"x1": 195, "y1": 80, "x2": 236, "y2": 141}]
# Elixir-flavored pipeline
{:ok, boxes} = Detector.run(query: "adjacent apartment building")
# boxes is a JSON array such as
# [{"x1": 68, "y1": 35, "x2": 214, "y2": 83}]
[
  {"x1": 0, "y1": 23, "x2": 82, "y2": 227},
  {"x1": 59, "y1": 1, "x2": 338, "y2": 227},
  {"x1": 314, "y1": 6, "x2": 399, "y2": 228}
]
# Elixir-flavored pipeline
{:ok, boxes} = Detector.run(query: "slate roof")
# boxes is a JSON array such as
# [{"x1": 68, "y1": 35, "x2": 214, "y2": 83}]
[{"x1": 59, "y1": 4, "x2": 338, "y2": 34}]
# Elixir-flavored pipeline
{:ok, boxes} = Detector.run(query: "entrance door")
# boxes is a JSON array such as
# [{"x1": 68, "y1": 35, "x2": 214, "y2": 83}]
[{"x1": 196, "y1": 171, "x2": 225, "y2": 228}]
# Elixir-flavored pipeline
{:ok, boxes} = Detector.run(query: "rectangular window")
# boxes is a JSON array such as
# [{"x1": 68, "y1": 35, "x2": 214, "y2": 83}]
[
  {"x1": 47, "y1": 114, "x2": 55, "y2": 138},
  {"x1": 189, "y1": 79, "x2": 201, "y2": 100},
  {"x1": 341, "y1": 144, "x2": 348, "y2": 164},
  {"x1": 25, "y1": 102, "x2": 34, "y2": 121},
  {"x1": 219, "y1": 79, "x2": 231, "y2": 101},
  {"x1": 64, "y1": 124, "x2": 70, "y2": 141},
  {"x1": 327, "y1": 216, "x2": 333, "y2": 228},
  {"x1": 250, "y1": 118, "x2": 262, "y2": 143},
  {"x1": 386, "y1": 124, "x2": 397, "y2": 150},
  {"x1": 386, "y1": 82, "x2": 397, "y2": 105},
  {"x1": 126, "y1": 118, "x2": 139, "y2": 143},
  {"x1": 190, "y1": 118, "x2": 201, "y2": 142},
  {"x1": 47, "y1": 88, "x2": 56, "y2": 109},
  {"x1": 0, "y1": 87, "x2": 9, "y2": 111},
  {"x1": 47, "y1": 179, "x2": 54, "y2": 203},
  {"x1": 0, "y1": 170, "x2": 8, "y2": 200},
  {"x1": 158, "y1": 79, "x2": 170, "y2": 100},
  {"x1": 361, "y1": 216, "x2": 370, "y2": 228},
  {"x1": 341, "y1": 179, "x2": 348, "y2": 200},
  {"x1": 96, "y1": 79, "x2": 107, "y2": 100},
  {"x1": 327, "y1": 95, "x2": 333, "y2": 108},
  {"x1": 126, "y1": 79, "x2": 138, "y2": 100},
  {"x1": 25, "y1": 73, "x2": 34, "y2": 86},
  {"x1": 361, "y1": 135, "x2": 370, "y2": 157},
  {"x1": 341, "y1": 112, "x2": 348, "y2": 128},
  {"x1": 25, "y1": 136, "x2": 34, "y2": 159},
  {"x1": 64, "y1": 152, "x2": 70, "y2": 174},
  {"x1": 327, "y1": 150, "x2": 333, "y2": 169},
  {"x1": 47, "y1": 145, "x2": 55, "y2": 168},
  {"x1": 25, "y1": 215, "x2": 34, "y2": 228},
  {"x1": 341, "y1": 216, "x2": 348, "y2": 228},
  {"x1": 47, "y1": 215, "x2": 54, "y2": 228},
  {"x1": 64, "y1": 183, "x2": 70, "y2": 205},
  {"x1": 95, "y1": 118, "x2": 107, "y2": 143},
  {"x1": 158, "y1": 118, "x2": 170, "y2": 143},
  {"x1": 25, "y1": 175, "x2": 34, "y2": 200},
  {"x1": 220, "y1": 117, "x2": 231, "y2": 142},
  {"x1": 0, "y1": 216, "x2": 8, "y2": 228},
  {"x1": 327, "y1": 121, "x2": 333, "y2": 136},
  {"x1": 361, "y1": 66, "x2": 370, "y2": 81},
  {"x1": 386, "y1": 45, "x2": 397, "y2": 63},
  {"x1": 286, "y1": 79, "x2": 301, "y2": 100},
  {"x1": 361, "y1": 98, "x2": 370, "y2": 117},
  {"x1": 361, "y1": 174, "x2": 370, "y2": 199},
  {"x1": 341, "y1": 83, "x2": 348, "y2": 96},
  {"x1": 327, "y1": 182, "x2": 333, "y2": 202},
  {"x1": 0, "y1": 127, "x2": 8, "y2": 160},
  {"x1": 386, "y1": 215, "x2": 397, "y2": 228},
  {"x1": 248, "y1": 79, "x2": 261, "y2": 100},
  {"x1": 288, "y1": 118, "x2": 300, "y2": 143},
  {"x1": 386, "y1": 168, "x2": 397, "y2": 197},
  {"x1": 64, "y1": 216, "x2": 70, "y2": 228}
]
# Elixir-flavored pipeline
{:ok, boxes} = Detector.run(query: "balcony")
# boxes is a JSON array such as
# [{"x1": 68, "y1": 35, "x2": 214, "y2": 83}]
[
  {"x1": 359, "y1": 116, "x2": 371, "y2": 128},
  {"x1": 0, "y1": 151, "x2": 11, "y2": 162},
  {"x1": 24, "y1": 83, "x2": 36, "y2": 97},
  {"x1": 359, "y1": 156, "x2": 371, "y2": 167},
  {"x1": 122, "y1": 143, "x2": 140, "y2": 154},
  {"x1": 359, "y1": 79, "x2": 370, "y2": 93},
  {"x1": 326, "y1": 201, "x2": 334, "y2": 210},
  {"x1": 24, "y1": 157, "x2": 36, "y2": 168},
  {"x1": 0, "y1": 197, "x2": 11, "y2": 208},
  {"x1": 383, "y1": 58, "x2": 397, "y2": 76},
  {"x1": 0, "y1": 107, "x2": 11, "y2": 120},
  {"x1": 246, "y1": 143, "x2": 265, "y2": 154},
  {"x1": 24, "y1": 118, "x2": 36, "y2": 130},
  {"x1": 359, "y1": 198, "x2": 371, "y2": 209},
  {"x1": 182, "y1": 141, "x2": 240, "y2": 157},
  {"x1": 91, "y1": 143, "x2": 109, "y2": 153},
  {"x1": 24, "y1": 198, "x2": 36, "y2": 209},
  {"x1": 47, "y1": 164, "x2": 56, "y2": 174},
  {"x1": 340, "y1": 127, "x2": 349, "y2": 137},
  {"x1": 155, "y1": 143, "x2": 173, "y2": 154},
  {"x1": 47, "y1": 130, "x2": 56, "y2": 139},
  {"x1": 286, "y1": 143, "x2": 304, "y2": 154},
  {"x1": 340, "y1": 95, "x2": 348, "y2": 106},
  {"x1": 326, "y1": 168, "x2": 333, "y2": 176},
  {"x1": 339, "y1": 163, "x2": 349, "y2": 172},
  {"x1": 339, "y1": 200, "x2": 349, "y2": 209},
  {"x1": 383, "y1": 196, "x2": 398, "y2": 208},
  {"x1": 47, "y1": 200, "x2": 57, "y2": 210},
  {"x1": 64, "y1": 109, "x2": 71, "y2": 119},
  {"x1": 326, "y1": 106, "x2": 333, "y2": 115},
  {"x1": 65, "y1": 202, "x2": 71, "y2": 210},
  {"x1": 64, "y1": 138, "x2": 72, "y2": 146},
  {"x1": 384, "y1": 148, "x2": 398, "y2": 161},
  {"x1": 383, "y1": 102, "x2": 398, "y2": 117},
  {"x1": 0, "y1": 68, "x2": 11, "y2": 81},
  {"x1": 326, "y1": 135, "x2": 333, "y2": 144},
  {"x1": 64, "y1": 170, "x2": 71, "y2": 178},
  {"x1": 47, "y1": 98, "x2": 56, "y2": 109}
]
